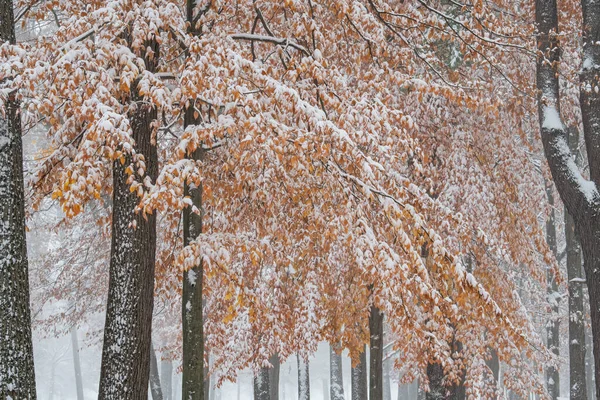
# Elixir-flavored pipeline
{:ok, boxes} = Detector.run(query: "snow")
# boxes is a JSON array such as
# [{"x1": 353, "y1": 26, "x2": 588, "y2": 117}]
[
  {"x1": 554, "y1": 135, "x2": 599, "y2": 204},
  {"x1": 542, "y1": 106, "x2": 563, "y2": 130},
  {"x1": 187, "y1": 269, "x2": 197, "y2": 286}
]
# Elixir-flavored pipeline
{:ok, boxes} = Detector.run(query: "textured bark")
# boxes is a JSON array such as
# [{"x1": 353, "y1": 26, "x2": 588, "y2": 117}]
[
  {"x1": 425, "y1": 363, "x2": 444, "y2": 400},
  {"x1": 182, "y1": 102, "x2": 205, "y2": 400},
  {"x1": 535, "y1": 0, "x2": 600, "y2": 398},
  {"x1": 566, "y1": 128, "x2": 588, "y2": 400},
  {"x1": 545, "y1": 184, "x2": 560, "y2": 400},
  {"x1": 150, "y1": 343, "x2": 164, "y2": 400},
  {"x1": 182, "y1": 3, "x2": 206, "y2": 399},
  {"x1": 370, "y1": 306, "x2": 384, "y2": 400},
  {"x1": 351, "y1": 346, "x2": 367, "y2": 400},
  {"x1": 330, "y1": 343, "x2": 345, "y2": 400},
  {"x1": 269, "y1": 353, "x2": 280, "y2": 400},
  {"x1": 0, "y1": 1, "x2": 37, "y2": 398},
  {"x1": 161, "y1": 356, "x2": 173, "y2": 400},
  {"x1": 98, "y1": 38, "x2": 159, "y2": 399},
  {"x1": 71, "y1": 327, "x2": 84, "y2": 400},
  {"x1": 254, "y1": 367, "x2": 270, "y2": 400},
  {"x1": 297, "y1": 355, "x2": 310, "y2": 400}
]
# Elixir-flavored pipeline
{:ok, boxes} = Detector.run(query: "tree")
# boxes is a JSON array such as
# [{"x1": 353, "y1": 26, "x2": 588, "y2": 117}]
[
  {"x1": 535, "y1": 0, "x2": 600, "y2": 397},
  {"x1": 351, "y1": 347, "x2": 367, "y2": 400},
  {"x1": 70, "y1": 327, "x2": 84, "y2": 400},
  {"x1": 545, "y1": 184, "x2": 560, "y2": 400},
  {"x1": 98, "y1": 34, "x2": 160, "y2": 399},
  {"x1": 370, "y1": 306, "x2": 384, "y2": 400},
  {"x1": 297, "y1": 355, "x2": 310, "y2": 400},
  {"x1": 0, "y1": 0, "x2": 36, "y2": 397},
  {"x1": 565, "y1": 128, "x2": 587, "y2": 400},
  {"x1": 330, "y1": 343, "x2": 345, "y2": 400}
]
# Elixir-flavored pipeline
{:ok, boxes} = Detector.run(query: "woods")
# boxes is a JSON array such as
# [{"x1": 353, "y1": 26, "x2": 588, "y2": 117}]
[{"x1": 1, "y1": 0, "x2": 600, "y2": 398}]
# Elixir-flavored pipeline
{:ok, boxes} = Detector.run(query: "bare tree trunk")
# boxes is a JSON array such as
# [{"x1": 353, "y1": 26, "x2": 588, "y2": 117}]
[
  {"x1": 269, "y1": 353, "x2": 280, "y2": 400},
  {"x1": 370, "y1": 306, "x2": 384, "y2": 400},
  {"x1": 545, "y1": 184, "x2": 561, "y2": 400},
  {"x1": 565, "y1": 128, "x2": 588, "y2": 400},
  {"x1": 330, "y1": 343, "x2": 345, "y2": 400},
  {"x1": 254, "y1": 367, "x2": 270, "y2": 400},
  {"x1": 71, "y1": 327, "x2": 84, "y2": 400},
  {"x1": 150, "y1": 343, "x2": 164, "y2": 400},
  {"x1": 98, "y1": 37, "x2": 159, "y2": 399},
  {"x1": 297, "y1": 355, "x2": 310, "y2": 400},
  {"x1": 351, "y1": 346, "x2": 367, "y2": 400},
  {"x1": 0, "y1": 0, "x2": 37, "y2": 397},
  {"x1": 160, "y1": 355, "x2": 173, "y2": 400},
  {"x1": 585, "y1": 319, "x2": 596, "y2": 400},
  {"x1": 323, "y1": 378, "x2": 329, "y2": 400}
]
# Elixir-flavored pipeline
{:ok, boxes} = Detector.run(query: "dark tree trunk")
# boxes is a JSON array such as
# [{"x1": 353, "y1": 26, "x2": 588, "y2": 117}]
[
  {"x1": 545, "y1": 184, "x2": 560, "y2": 400},
  {"x1": 330, "y1": 342, "x2": 345, "y2": 400},
  {"x1": 351, "y1": 346, "x2": 367, "y2": 400},
  {"x1": 182, "y1": 2, "x2": 207, "y2": 399},
  {"x1": 182, "y1": 102, "x2": 205, "y2": 400},
  {"x1": 0, "y1": 0, "x2": 37, "y2": 397},
  {"x1": 254, "y1": 367, "x2": 270, "y2": 400},
  {"x1": 150, "y1": 343, "x2": 164, "y2": 400},
  {"x1": 297, "y1": 355, "x2": 310, "y2": 400},
  {"x1": 536, "y1": 0, "x2": 600, "y2": 397},
  {"x1": 565, "y1": 128, "x2": 588, "y2": 400},
  {"x1": 269, "y1": 353, "x2": 280, "y2": 400},
  {"x1": 161, "y1": 355, "x2": 173, "y2": 400},
  {"x1": 71, "y1": 327, "x2": 84, "y2": 400},
  {"x1": 425, "y1": 363, "x2": 444, "y2": 400},
  {"x1": 370, "y1": 306, "x2": 384, "y2": 400},
  {"x1": 485, "y1": 348, "x2": 500, "y2": 386},
  {"x1": 98, "y1": 38, "x2": 159, "y2": 399}
]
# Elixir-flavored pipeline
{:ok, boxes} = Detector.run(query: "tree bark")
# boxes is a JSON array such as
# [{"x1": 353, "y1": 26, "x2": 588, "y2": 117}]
[
  {"x1": 297, "y1": 355, "x2": 310, "y2": 400},
  {"x1": 182, "y1": 102, "x2": 205, "y2": 400},
  {"x1": 269, "y1": 353, "x2": 280, "y2": 400},
  {"x1": 98, "y1": 37, "x2": 159, "y2": 399},
  {"x1": 182, "y1": 2, "x2": 207, "y2": 399},
  {"x1": 370, "y1": 306, "x2": 384, "y2": 400},
  {"x1": 565, "y1": 128, "x2": 588, "y2": 400},
  {"x1": 351, "y1": 346, "x2": 367, "y2": 400},
  {"x1": 330, "y1": 343, "x2": 345, "y2": 400},
  {"x1": 71, "y1": 327, "x2": 84, "y2": 400},
  {"x1": 425, "y1": 363, "x2": 444, "y2": 400},
  {"x1": 254, "y1": 367, "x2": 270, "y2": 400},
  {"x1": 585, "y1": 319, "x2": 596, "y2": 400},
  {"x1": 0, "y1": 0, "x2": 37, "y2": 398},
  {"x1": 536, "y1": 0, "x2": 600, "y2": 398},
  {"x1": 545, "y1": 184, "x2": 560, "y2": 400}
]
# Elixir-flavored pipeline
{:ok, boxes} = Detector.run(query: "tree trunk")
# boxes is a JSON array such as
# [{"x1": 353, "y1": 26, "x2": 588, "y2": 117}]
[
  {"x1": 370, "y1": 306, "x2": 384, "y2": 400},
  {"x1": 182, "y1": 101, "x2": 206, "y2": 400},
  {"x1": 161, "y1": 356, "x2": 173, "y2": 400},
  {"x1": 351, "y1": 346, "x2": 367, "y2": 400},
  {"x1": 330, "y1": 343, "x2": 345, "y2": 400},
  {"x1": 585, "y1": 319, "x2": 595, "y2": 400},
  {"x1": 0, "y1": 1, "x2": 37, "y2": 398},
  {"x1": 269, "y1": 353, "x2": 280, "y2": 400},
  {"x1": 71, "y1": 327, "x2": 84, "y2": 400},
  {"x1": 565, "y1": 128, "x2": 588, "y2": 400},
  {"x1": 254, "y1": 367, "x2": 270, "y2": 400},
  {"x1": 535, "y1": 0, "x2": 600, "y2": 397},
  {"x1": 425, "y1": 363, "x2": 444, "y2": 400},
  {"x1": 545, "y1": 184, "x2": 561, "y2": 400},
  {"x1": 98, "y1": 38, "x2": 159, "y2": 399},
  {"x1": 485, "y1": 348, "x2": 500, "y2": 388},
  {"x1": 182, "y1": 2, "x2": 207, "y2": 398},
  {"x1": 297, "y1": 355, "x2": 310, "y2": 400},
  {"x1": 150, "y1": 343, "x2": 164, "y2": 400}
]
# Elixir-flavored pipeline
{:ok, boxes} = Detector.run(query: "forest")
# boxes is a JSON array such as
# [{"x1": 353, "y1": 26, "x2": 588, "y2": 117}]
[{"x1": 1, "y1": 0, "x2": 600, "y2": 399}]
